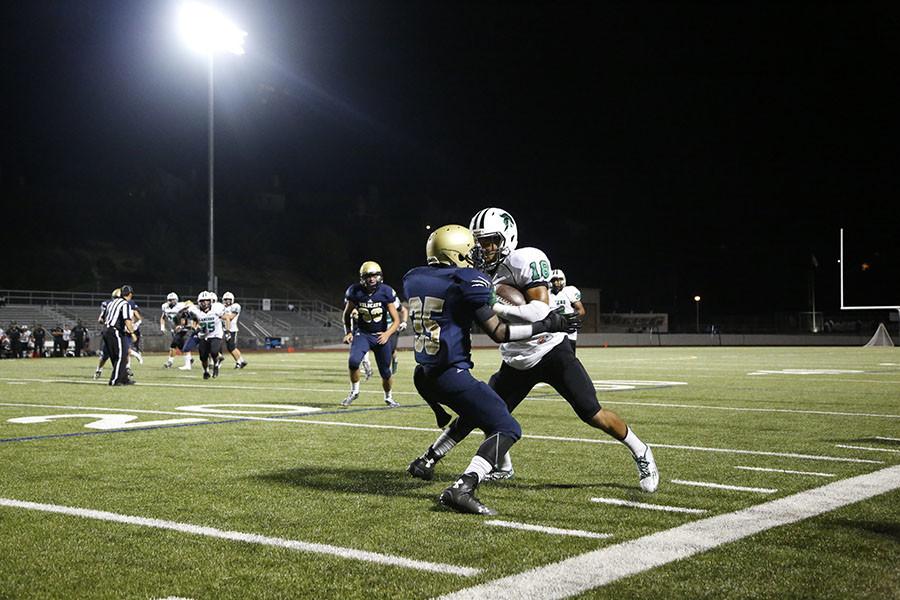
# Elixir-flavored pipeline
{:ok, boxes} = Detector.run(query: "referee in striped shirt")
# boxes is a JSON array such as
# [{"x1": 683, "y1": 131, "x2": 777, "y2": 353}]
[{"x1": 102, "y1": 285, "x2": 137, "y2": 386}]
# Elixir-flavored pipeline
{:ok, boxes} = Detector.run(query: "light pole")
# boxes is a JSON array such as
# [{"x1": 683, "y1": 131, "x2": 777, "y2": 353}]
[
  {"x1": 693, "y1": 295, "x2": 701, "y2": 333},
  {"x1": 178, "y1": 2, "x2": 246, "y2": 292}
]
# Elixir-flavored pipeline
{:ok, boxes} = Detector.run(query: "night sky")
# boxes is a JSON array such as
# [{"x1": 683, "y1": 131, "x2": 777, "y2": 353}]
[{"x1": 2, "y1": 1, "x2": 898, "y2": 322}]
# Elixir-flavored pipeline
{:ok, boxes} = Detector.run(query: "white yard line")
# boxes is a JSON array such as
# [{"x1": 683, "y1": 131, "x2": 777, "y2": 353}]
[
  {"x1": 4, "y1": 376, "x2": 899, "y2": 419},
  {"x1": 436, "y1": 464, "x2": 900, "y2": 600},
  {"x1": 589, "y1": 497, "x2": 707, "y2": 515},
  {"x1": 875, "y1": 436, "x2": 900, "y2": 442},
  {"x1": 835, "y1": 444, "x2": 900, "y2": 454},
  {"x1": 670, "y1": 479, "x2": 777, "y2": 494},
  {"x1": 1, "y1": 402, "x2": 884, "y2": 464},
  {"x1": 522, "y1": 433, "x2": 884, "y2": 464},
  {"x1": 592, "y1": 399, "x2": 900, "y2": 420},
  {"x1": 0, "y1": 377, "x2": 422, "y2": 396},
  {"x1": 0, "y1": 498, "x2": 479, "y2": 577},
  {"x1": 734, "y1": 466, "x2": 834, "y2": 478},
  {"x1": 484, "y1": 520, "x2": 611, "y2": 539}
]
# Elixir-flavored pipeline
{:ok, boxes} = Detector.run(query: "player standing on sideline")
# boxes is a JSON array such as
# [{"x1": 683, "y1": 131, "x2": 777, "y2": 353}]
[
  {"x1": 408, "y1": 208, "x2": 659, "y2": 493},
  {"x1": 341, "y1": 261, "x2": 401, "y2": 408},
  {"x1": 220, "y1": 292, "x2": 248, "y2": 369},
  {"x1": 102, "y1": 285, "x2": 137, "y2": 386},
  {"x1": 403, "y1": 224, "x2": 577, "y2": 514},
  {"x1": 94, "y1": 288, "x2": 120, "y2": 380},
  {"x1": 388, "y1": 297, "x2": 409, "y2": 374},
  {"x1": 549, "y1": 269, "x2": 586, "y2": 353},
  {"x1": 159, "y1": 292, "x2": 194, "y2": 370},
  {"x1": 126, "y1": 301, "x2": 144, "y2": 375},
  {"x1": 185, "y1": 291, "x2": 232, "y2": 380}
]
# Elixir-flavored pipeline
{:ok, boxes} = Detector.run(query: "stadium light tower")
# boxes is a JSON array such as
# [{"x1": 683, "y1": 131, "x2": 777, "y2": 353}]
[
  {"x1": 177, "y1": 2, "x2": 246, "y2": 292},
  {"x1": 693, "y1": 295, "x2": 701, "y2": 333}
]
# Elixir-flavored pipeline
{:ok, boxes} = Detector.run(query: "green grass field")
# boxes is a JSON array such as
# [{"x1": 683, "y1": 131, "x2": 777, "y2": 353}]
[{"x1": 1, "y1": 346, "x2": 898, "y2": 599}]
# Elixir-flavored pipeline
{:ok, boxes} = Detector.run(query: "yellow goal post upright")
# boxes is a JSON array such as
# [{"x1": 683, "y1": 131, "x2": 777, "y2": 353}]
[{"x1": 839, "y1": 228, "x2": 900, "y2": 339}]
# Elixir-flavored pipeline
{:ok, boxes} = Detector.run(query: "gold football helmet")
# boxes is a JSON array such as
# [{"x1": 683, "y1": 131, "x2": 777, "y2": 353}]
[
  {"x1": 426, "y1": 225, "x2": 483, "y2": 269},
  {"x1": 359, "y1": 261, "x2": 383, "y2": 291}
]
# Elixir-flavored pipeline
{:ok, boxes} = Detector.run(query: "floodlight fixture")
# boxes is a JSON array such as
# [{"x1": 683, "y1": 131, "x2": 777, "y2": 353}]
[
  {"x1": 693, "y1": 296, "x2": 701, "y2": 333},
  {"x1": 178, "y1": 2, "x2": 246, "y2": 56}
]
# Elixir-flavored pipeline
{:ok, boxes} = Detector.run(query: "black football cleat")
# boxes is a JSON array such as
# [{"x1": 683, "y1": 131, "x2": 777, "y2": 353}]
[
  {"x1": 407, "y1": 455, "x2": 436, "y2": 481},
  {"x1": 212, "y1": 363, "x2": 219, "y2": 378},
  {"x1": 439, "y1": 473, "x2": 497, "y2": 516},
  {"x1": 203, "y1": 370, "x2": 211, "y2": 380}
]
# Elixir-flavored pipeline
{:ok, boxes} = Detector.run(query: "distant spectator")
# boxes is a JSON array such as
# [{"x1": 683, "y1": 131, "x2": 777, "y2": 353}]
[
  {"x1": 32, "y1": 324, "x2": 47, "y2": 358},
  {"x1": 9, "y1": 323, "x2": 22, "y2": 358},
  {"x1": 62, "y1": 325, "x2": 72, "y2": 356},
  {"x1": 0, "y1": 296, "x2": 7, "y2": 307},
  {"x1": 20, "y1": 326, "x2": 32, "y2": 358},
  {"x1": 50, "y1": 325, "x2": 63, "y2": 356},
  {"x1": 72, "y1": 321, "x2": 88, "y2": 357}
]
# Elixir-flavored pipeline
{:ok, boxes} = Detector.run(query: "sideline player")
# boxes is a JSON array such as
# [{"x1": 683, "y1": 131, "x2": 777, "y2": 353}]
[
  {"x1": 408, "y1": 208, "x2": 659, "y2": 493},
  {"x1": 403, "y1": 224, "x2": 576, "y2": 514},
  {"x1": 549, "y1": 269, "x2": 586, "y2": 353},
  {"x1": 388, "y1": 297, "x2": 409, "y2": 374},
  {"x1": 341, "y1": 261, "x2": 400, "y2": 407},
  {"x1": 159, "y1": 292, "x2": 194, "y2": 369},
  {"x1": 220, "y1": 291, "x2": 248, "y2": 369}
]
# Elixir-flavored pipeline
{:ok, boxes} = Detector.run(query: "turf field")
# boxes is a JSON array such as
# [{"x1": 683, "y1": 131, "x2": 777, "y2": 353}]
[{"x1": 1, "y1": 346, "x2": 898, "y2": 599}]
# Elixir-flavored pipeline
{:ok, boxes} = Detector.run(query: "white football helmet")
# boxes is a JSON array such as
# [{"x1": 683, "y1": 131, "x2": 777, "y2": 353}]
[
  {"x1": 469, "y1": 207, "x2": 518, "y2": 272},
  {"x1": 222, "y1": 292, "x2": 235, "y2": 306},
  {"x1": 197, "y1": 291, "x2": 213, "y2": 310},
  {"x1": 166, "y1": 292, "x2": 179, "y2": 306},
  {"x1": 550, "y1": 269, "x2": 566, "y2": 292},
  {"x1": 209, "y1": 292, "x2": 218, "y2": 303}
]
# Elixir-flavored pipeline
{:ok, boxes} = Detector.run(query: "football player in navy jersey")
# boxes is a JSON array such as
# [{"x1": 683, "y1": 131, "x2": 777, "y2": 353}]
[
  {"x1": 409, "y1": 208, "x2": 660, "y2": 494},
  {"x1": 341, "y1": 261, "x2": 401, "y2": 407},
  {"x1": 403, "y1": 224, "x2": 576, "y2": 515}
]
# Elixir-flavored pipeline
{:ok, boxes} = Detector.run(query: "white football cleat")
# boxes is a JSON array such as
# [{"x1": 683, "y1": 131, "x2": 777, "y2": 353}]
[
  {"x1": 177, "y1": 365, "x2": 192, "y2": 371},
  {"x1": 634, "y1": 446, "x2": 659, "y2": 493},
  {"x1": 384, "y1": 397, "x2": 399, "y2": 408},
  {"x1": 361, "y1": 358, "x2": 373, "y2": 382},
  {"x1": 341, "y1": 391, "x2": 359, "y2": 407},
  {"x1": 482, "y1": 467, "x2": 515, "y2": 482}
]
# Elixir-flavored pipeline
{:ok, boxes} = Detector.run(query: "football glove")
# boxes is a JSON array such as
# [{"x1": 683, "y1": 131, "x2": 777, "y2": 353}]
[{"x1": 541, "y1": 307, "x2": 582, "y2": 334}]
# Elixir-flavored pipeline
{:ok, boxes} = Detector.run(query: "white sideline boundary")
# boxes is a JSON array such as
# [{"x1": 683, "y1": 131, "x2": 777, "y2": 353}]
[
  {"x1": 435, "y1": 464, "x2": 900, "y2": 600},
  {"x1": 0, "y1": 402, "x2": 884, "y2": 464},
  {"x1": 0, "y1": 498, "x2": 480, "y2": 577}
]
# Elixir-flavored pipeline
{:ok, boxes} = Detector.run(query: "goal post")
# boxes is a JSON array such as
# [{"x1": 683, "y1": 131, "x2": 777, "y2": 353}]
[{"x1": 839, "y1": 228, "x2": 900, "y2": 339}]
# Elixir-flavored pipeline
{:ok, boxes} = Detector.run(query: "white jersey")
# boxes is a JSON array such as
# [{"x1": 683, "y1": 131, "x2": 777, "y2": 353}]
[
  {"x1": 187, "y1": 302, "x2": 226, "y2": 339},
  {"x1": 491, "y1": 246, "x2": 566, "y2": 370},
  {"x1": 550, "y1": 285, "x2": 582, "y2": 341},
  {"x1": 223, "y1": 302, "x2": 241, "y2": 333},
  {"x1": 161, "y1": 301, "x2": 190, "y2": 332}
]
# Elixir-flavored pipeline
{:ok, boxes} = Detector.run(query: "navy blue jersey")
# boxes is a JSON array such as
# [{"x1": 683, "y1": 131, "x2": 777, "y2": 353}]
[
  {"x1": 402, "y1": 265, "x2": 493, "y2": 370},
  {"x1": 344, "y1": 283, "x2": 398, "y2": 334}
]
